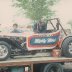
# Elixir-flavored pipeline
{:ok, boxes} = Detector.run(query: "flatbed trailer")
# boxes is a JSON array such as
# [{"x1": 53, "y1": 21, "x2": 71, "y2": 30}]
[{"x1": 0, "y1": 57, "x2": 72, "y2": 72}]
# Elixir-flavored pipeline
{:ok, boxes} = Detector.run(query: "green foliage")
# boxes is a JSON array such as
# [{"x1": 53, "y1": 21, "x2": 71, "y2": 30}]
[
  {"x1": 13, "y1": 0, "x2": 59, "y2": 21},
  {"x1": 68, "y1": 21, "x2": 72, "y2": 28}
]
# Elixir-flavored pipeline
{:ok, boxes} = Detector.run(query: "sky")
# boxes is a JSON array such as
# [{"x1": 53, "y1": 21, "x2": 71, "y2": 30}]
[
  {"x1": 0, "y1": 0, "x2": 31, "y2": 27},
  {"x1": 0, "y1": 0, "x2": 72, "y2": 29},
  {"x1": 54, "y1": 0, "x2": 72, "y2": 28}
]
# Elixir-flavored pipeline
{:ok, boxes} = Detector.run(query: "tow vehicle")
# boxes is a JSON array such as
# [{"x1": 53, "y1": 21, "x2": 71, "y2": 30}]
[{"x1": 0, "y1": 18, "x2": 72, "y2": 61}]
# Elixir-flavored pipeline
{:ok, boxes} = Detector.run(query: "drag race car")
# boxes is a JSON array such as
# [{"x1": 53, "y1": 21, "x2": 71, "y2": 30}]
[{"x1": 0, "y1": 18, "x2": 72, "y2": 61}]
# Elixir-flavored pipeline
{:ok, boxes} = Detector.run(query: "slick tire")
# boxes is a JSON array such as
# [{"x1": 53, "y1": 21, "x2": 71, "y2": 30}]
[{"x1": 62, "y1": 36, "x2": 72, "y2": 57}]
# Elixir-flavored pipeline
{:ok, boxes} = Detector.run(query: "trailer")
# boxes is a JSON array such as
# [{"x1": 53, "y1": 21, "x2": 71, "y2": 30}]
[{"x1": 0, "y1": 57, "x2": 72, "y2": 72}]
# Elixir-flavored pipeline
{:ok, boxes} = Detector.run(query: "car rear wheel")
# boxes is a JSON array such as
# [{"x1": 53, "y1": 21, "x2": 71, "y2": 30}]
[{"x1": 0, "y1": 41, "x2": 11, "y2": 61}]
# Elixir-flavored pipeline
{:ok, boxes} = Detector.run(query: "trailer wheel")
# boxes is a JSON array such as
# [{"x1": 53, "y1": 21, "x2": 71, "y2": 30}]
[
  {"x1": 0, "y1": 41, "x2": 11, "y2": 61},
  {"x1": 62, "y1": 36, "x2": 72, "y2": 57},
  {"x1": 43, "y1": 63, "x2": 64, "y2": 72}
]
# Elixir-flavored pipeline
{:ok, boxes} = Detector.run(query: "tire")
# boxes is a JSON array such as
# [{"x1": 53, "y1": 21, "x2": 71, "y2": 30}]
[
  {"x1": 0, "y1": 41, "x2": 11, "y2": 61},
  {"x1": 62, "y1": 36, "x2": 72, "y2": 57},
  {"x1": 42, "y1": 63, "x2": 64, "y2": 72}
]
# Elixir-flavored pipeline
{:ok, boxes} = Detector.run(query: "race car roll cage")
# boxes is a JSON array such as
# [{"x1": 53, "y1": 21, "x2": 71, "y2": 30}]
[{"x1": 47, "y1": 18, "x2": 67, "y2": 36}]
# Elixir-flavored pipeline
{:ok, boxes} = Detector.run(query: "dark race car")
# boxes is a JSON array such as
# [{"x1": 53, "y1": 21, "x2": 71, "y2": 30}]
[{"x1": 0, "y1": 18, "x2": 71, "y2": 61}]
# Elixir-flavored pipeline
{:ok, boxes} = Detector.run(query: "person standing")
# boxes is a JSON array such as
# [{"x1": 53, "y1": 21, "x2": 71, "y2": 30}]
[
  {"x1": 33, "y1": 18, "x2": 47, "y2": 33},
  {"x1": 11, "y1": 23, "x2": 22, "y2": 33}
]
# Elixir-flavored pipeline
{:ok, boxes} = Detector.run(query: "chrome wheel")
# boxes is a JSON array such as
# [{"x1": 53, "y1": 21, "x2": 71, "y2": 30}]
[
  {"x1": 69, "y1": 42, "x2": 72, "y2": 54},
  {"x1": 0, "y1": 45, "x2": 8, "y2": 59}
]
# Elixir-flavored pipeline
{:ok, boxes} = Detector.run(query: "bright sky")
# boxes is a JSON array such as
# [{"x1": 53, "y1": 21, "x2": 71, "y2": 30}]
[
  {"x1": 54, "y1": 0, "x2": 72, "y2": 28},
  {"x1": 0, "y1": 0, "x2": 72, "y2": 28},
  {"x1": 0, "y1": 0, "x2": 31, "y2": 27}
]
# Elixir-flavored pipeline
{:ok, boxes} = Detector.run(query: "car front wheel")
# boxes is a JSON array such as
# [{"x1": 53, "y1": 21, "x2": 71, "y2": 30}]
[{"x1": 62, "y1": 36, "x2": 72, "y2": 57}]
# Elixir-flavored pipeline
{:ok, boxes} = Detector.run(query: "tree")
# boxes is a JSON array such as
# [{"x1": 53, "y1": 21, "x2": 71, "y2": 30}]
[
  {"x1": 13, "y1": 0, "x2": 59, "y2": 21},
  {"x1": 68, "y1": 20, "x2": 72, "y2": 29}
]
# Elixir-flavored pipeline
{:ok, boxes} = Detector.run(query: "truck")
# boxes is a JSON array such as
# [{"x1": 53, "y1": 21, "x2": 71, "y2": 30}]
[{"x1": 0, "y1": 18, "x2": 72, "y2": 61}]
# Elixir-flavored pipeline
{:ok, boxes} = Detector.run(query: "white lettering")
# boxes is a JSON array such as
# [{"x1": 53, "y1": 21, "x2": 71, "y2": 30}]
[
  {"x1": 34, "y1": 39, "x2": 46, "y2": 43},
  {"x1": 47, "y1": 38, "x2": 56, "y2": 42}
]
